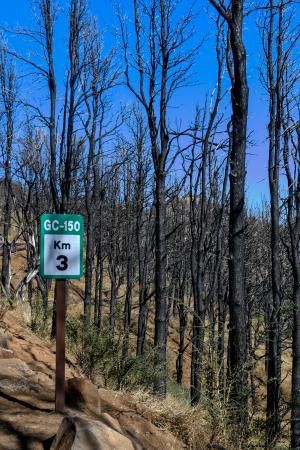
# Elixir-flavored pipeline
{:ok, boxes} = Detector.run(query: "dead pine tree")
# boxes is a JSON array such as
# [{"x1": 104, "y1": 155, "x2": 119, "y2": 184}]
[
  {"x1": 118, "y1": 0, "x2": 199, "y2": 396},
  {"x1": 286, "y1": 118, "x2": 300, "y2": 450},
  {"x1": 209, "y1": 0, "x2": 249, "y2": 432},
  {"x1": 167, "y1": 195, "x2": 189, "y2": 385},
  {"x1": 279, "y1": 21, "x2": 300, "y2": 448},
  {"x1": 184, "y1": 18, "x2": 228, "y2": 405},
  {"x1": 0, "y1": 48, "x2": 17, "y2": 298},
  {"x1": 14, "y1": 122, "x2": 50, "y2": 309},
  {"x1": 259, "y1": 1, "x2": 300, "y2": 444},
  {"x1": 3, "y1": 0, "x2": 89, "y2": 334},
  {"x1": 51, "y1": 0, "x2": 88, "y2": 337},
  {"x1": 126, "y1": 109, "x2": 153, "y2": 357},
  {"x1": 80, "y1": 21, "x2": 119, "y2": 335},
  {"x1": 120, "y1": 152, "x2": 135, "y2": 357},
  {"x1": 106, "y1": 170, "x2": 124, "y2": 337},
  {"x1": 259, "y1": 1, "x2": 283, "y2": 443}
]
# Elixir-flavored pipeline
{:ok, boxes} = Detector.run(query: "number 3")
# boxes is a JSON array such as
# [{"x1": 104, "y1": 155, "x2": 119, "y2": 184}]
[{"x1": 56, "y1": 255, "x2": 68, "y2": 271}]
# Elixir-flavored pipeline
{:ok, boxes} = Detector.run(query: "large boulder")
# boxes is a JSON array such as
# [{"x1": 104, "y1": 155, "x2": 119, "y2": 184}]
[
  {"x1": 65, "y1": 378, "x2": 101, "y2": 416},
  {"x1": 50, "y1": 416, "x2": 135, "y2": 450}
]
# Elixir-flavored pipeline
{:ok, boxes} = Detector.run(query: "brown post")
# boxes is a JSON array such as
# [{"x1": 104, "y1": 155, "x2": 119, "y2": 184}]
[{"x1": 55, "y1": 279, "x2": 67, "y2": 412}]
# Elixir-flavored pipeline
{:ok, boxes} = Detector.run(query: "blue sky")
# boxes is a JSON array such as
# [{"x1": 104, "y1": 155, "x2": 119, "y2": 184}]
[{"x1": 1, "y1": 0, "x2": 278, "y2": 206}]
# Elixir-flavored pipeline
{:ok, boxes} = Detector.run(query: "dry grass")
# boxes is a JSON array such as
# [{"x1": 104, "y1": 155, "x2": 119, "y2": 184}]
[{"x1": 131, "y1": 389, "x2": 234, "y2": 449}]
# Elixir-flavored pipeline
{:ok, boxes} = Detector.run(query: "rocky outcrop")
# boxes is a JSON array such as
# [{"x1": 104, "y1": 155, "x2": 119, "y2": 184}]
[{"x1": 0, "y1": 312, "x2": 184, "y2": 449}]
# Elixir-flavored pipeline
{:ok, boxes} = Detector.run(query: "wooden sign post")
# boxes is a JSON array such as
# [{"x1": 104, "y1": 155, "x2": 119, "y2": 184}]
[{"x1": 55, "y1": 279, "x2": 66, "y2": 412}]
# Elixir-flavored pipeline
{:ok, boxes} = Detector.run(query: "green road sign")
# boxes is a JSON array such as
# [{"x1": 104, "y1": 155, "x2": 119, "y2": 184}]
[{"x1": 40, "y1": 214, "x2": 84, "y2": 279}]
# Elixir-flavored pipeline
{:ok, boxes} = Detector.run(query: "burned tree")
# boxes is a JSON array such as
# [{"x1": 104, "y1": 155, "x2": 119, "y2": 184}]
[
  {"x1": 280, "y1": 18, "x2": 300, "y2": 448},
  {"x1": 209, "y1": 0, "x2": 249, "y2": 428},
  {"x1": 0, "y1": 48, "x2": 17, "y2": 297},
  {"x1": 80, "y1": 21, "x2": 119, "y2": 333},
  {"x1": 119, "y1": 0, "x2": 198, "y2": 396},
  {"x1": 259, "y1": 0, "x2": 283, "y2": 442},
  {"x1": 187, "y1": 20, "x2": 228, "y2": 405}
]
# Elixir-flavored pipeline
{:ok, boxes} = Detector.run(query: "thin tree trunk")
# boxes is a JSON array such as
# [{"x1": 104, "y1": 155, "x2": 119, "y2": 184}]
[
  {"x1": 136, "y1": 190, "x2": 150, "y2": 357},
  {"x1": 136, "y1": 286, "x2": 149, "y2": 356},
  {"x1": 207, "y1": 299, "x2": 216, "y2": 400},
  {"x1": 123, "y1": 255, "x2": 133, "y2": 357},
  {"x1": 284, "y1": 115, "x2": 300, "y2": 449},
  {"x1": 217, "y1": 273, "x2": 227, "y2": 397},
  {"x1": 109, "y1": 273, "x2": 118, "y2": 337},
  {"x1": 191, "y1": 307, "x2": 205, "y2": 405},
  {"x1": 0, "y1": 63, "x2": 14, "y2": 297},
  {"x1": 84, "y1": 209, "x2": 93, "y2": 333},
  {"x1": 153, "y1": 172, "x2": 168, "y2": 396},
  {"x1": 94, "y1": 243, "x2": 101, "y2": 327},
  {"x1": 176, "y1": 279, "x2": 187, "y2": 384},
  {"x1": 292, "y1": 280, "x2": 300, "y2": 448}
]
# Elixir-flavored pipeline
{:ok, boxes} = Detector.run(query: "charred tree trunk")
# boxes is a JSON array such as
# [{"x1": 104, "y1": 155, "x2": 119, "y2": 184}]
[
  {"x1": 84, "y1": 200, "x2": 94, "y2": 332},
  {"x1": 0, "y1": 53, "x2": 16, "y2": 297},
  {"x1": 136, "y1": 282, "x2": 149, "y2": 356},
  {"x1": 153, "y1": 171, "x2": 168, "y2": 395},
  {"x1": 176, "y1": 278, "x2": 187, "y2": 385},
  {"x1": 109, "y1": 268, "x2": 118, "y2": 336},
  {"x1": 217, "y1": 276, "x2": 227, "y2": 397},
  {"x1": 291, "y1": 252, "x2": 300, "y2": 448},
  {"x1": 120, "y1": 0, "x2": 198, "y2": 396},
  {"x1": 83, "y1": 135, "x2": 97, "y2": 334},
  {"x1": 191, "y1": 305, "x2": 205, "y2": 404},
  {"x1": 284, "y1": 116, "x2": 300, "y2": 447},
  {"x1": 226, "y1": 0, "x2": 249, "y2": 428},
  {"x1": 136, "y1": 217, "x2": 150, "y2": 357},
  {"x1": 123, "y1": 255, "x2": 133, "y2": 357},
  {"x1": 265, "y1": 2, "x2": 283, "y2": 442},
  {"x1": 94, "y1": 238, "x2": 103, "y2": 330}
]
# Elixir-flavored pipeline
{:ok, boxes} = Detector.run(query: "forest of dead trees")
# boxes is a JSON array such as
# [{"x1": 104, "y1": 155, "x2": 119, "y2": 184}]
[{"x1": 0, "y1": 0, "x2": 299, "y2": 448}]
